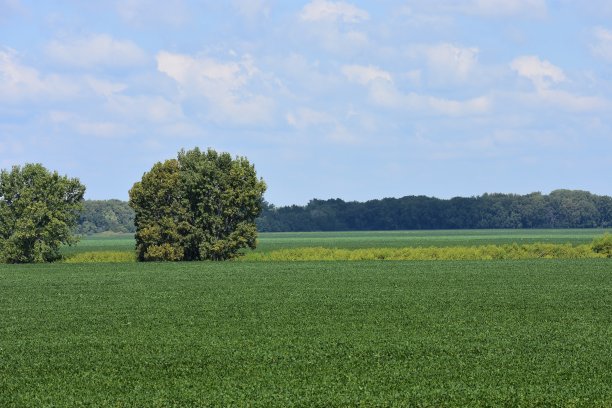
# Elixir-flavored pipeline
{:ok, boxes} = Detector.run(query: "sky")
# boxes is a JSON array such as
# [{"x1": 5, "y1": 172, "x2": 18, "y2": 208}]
[{"x1": 1, "y1": 0, "x2": 612, "y2": 206}]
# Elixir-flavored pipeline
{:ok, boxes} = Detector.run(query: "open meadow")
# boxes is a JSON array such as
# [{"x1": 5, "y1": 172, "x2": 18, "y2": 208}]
[{"x1": 1, "y1": 230, "x2": 611, "y2": 406}]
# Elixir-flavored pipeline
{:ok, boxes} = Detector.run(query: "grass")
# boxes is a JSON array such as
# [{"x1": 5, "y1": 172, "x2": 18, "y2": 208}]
[
  {"x1": 1, "y1": 260, "x2": 612, "y2": 406},
  {"x1": 62, "y1": 230, "x2": 612, "y2": 262},
  {"x1": 62, "y1": 233, "x2": 135, "y2": 256},
  {"x1": 254, "y1": 229, "x2": 612, "y2": 252},
  {"x1": 65, "y1": 229, "x2": 612, "y2": 256}
]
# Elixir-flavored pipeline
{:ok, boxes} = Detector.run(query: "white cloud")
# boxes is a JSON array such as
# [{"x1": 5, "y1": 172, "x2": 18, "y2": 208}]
[
  {"x1": 304, "y1": 26, "x2": 370, "y2": 55},
  {"x1": 343, "y1": 63, "x2": 490, "y2": 116},
  {"x1": 591, "y1": 27, "x2": 612, "y2": 63},
  {"x1": 105, "y1": 95, "x2": 184, "y2": 123},
  {"x1": 86, "y1": 77, "x2": 126, "y2": 97},
  {"x1": 298, "y1": 1, "x2": 370, "y2": 54},
  {"x1": 397, "y1": 6, "x2": 454, "y2": 28},
  {"x1": 403, "y1": 70, "x2": 422, "y2": 86},
  {"x1": 425, "y1": 94, "x2": 490, "y2": 116},
  {"x1": 510, "y1": 55, "x2": 566, "y2": 89},
  {"x1": 0, "y1": 0, "x2": 24, "y2": 22},
  {"x1": 48, "y1": 110, "x2": 132, "y2": 138},
  {"x1": 231, "y1": 0, "x2": 271, "y2": 19},
  {"x1": 509, "y1": 55, "x2": 608, "y2": 112},
  {"x1": 515, "y1": 89, "x2": 608, "y2": 112},
  {"x1": 156, "y1": 51, "x2": 275, "y2": 125},
  {"x1": 423, "y1": 43, "x2": 479, "y2": 83},
  {"x1": 405, "y1": 0, "x2": 547, "y2": 18},
  {"x1": 46, "y1": 34, "x2": 148, "y2": 68},
  {"x1": 0, "y1": 48, "x2": 80, "y2": 102},
  {"x1": 286, "y1": 108, "x2": 334, "y2": 129},
  {"x1": 466, "y1": 0, "x2": 546, "y2": 17},
  {"x1": 75, "y1": 121, "x2": 132, "y2": 138},
  {"x1": 300, "y1": 0, "x2": 369, "y2": 23},
  {"x1": 116, "y1": 0, "x2": 188, "y2": 26},
  {"x1": 342, "y1": 64, "x2": 392, "y2": 85}
]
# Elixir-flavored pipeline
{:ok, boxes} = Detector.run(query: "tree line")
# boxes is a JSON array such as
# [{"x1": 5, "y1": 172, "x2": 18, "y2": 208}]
[
  {"x1": 79, "y1": 189, "x2": 612, "y2": 234},
  {"x1": 257, "y1": 190, "x2": 612, "y2": 231},
  {"x1": 77, "y1": 200, "x2": 136, "y2": 235}
]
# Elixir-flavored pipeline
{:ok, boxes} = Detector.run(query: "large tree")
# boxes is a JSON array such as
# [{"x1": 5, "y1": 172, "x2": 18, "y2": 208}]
[
  {"x1": 129, "y1": 148, "x2": 266, "y2": 261},
  {"x1": 0, "y1": 164, "x2": 85, "y2": 263}
]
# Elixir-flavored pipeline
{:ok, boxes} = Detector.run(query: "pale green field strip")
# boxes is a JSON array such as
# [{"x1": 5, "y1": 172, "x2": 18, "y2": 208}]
[
  {"x1": 62, "y1": 230, "x2": 612, "y2": 263},
  {"x1": 258, "y1": 229, "x2": 612, "y2": 247},
  {"x1": 63, "y1": 229, "x2": 612, "y2": 257}
]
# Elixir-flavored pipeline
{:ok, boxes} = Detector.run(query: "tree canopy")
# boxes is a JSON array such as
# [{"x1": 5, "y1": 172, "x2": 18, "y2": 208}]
[
  {"x1": 0, "y1": 164, "x2": 85, "y2": 263},
  {"x1": 257, "y1": 190, "x2": 612, "y2": 232},
  {"x1": 129, "y1": 148, "x2": 266, "y2": 261},
  {"x1": 77, "y1": 199, "x2": 135, "y2": 235}
]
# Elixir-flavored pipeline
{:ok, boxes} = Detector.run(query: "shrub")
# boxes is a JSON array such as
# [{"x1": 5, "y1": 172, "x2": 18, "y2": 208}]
[{"x1": 592, "y1": 234, "x2": 612, "y2": 258}]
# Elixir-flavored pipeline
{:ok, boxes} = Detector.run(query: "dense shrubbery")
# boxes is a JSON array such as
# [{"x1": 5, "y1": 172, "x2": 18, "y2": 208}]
[
  {"x1": 63, "y1": 251, "x2": 136, "y2": 263},
  {"x1": 592, "y1": 233, "x2": 612, "y2": 257},
  {"x1": 242, "y1": 243, "x2": 602, "y2": 261},
  {"x1": 257, "y1": 190, "x2": 612, "y2": 232}
]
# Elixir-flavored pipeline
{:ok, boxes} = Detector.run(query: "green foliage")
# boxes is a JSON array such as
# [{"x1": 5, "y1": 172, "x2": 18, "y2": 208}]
[
  {"x1": 63, "y1": 251, "x2": 135, "y2": 263},
  {"x1": 257, "y1": 190, "x2": 612, "y2": 231},
  {"x1": 242, "y1": 243, "x2": 602, "y2": 261},
  {"x1": 592, "y1": 233, "x2": 612, "y2": 257},
  {"x1": 0, "y1": 163, "x2": 85, "y2": 263},
  {"x1": 77, "y1": 200, "x2": 135, "y2": 235},
  {"x1": 2, "y1": 260, "x2": 612, "y2": 405},
  {"x1": 129, "y1": 148, "x2": 266, "y2": 261}
]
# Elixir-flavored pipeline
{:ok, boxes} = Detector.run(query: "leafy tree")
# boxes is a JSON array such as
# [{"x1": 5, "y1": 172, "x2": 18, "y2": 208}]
[
  {"x1": 129, "y1": 148, "x2": 266, "y2": 261},
  {"x1": 0, "y1": 164, "x2": 85, "y2": 263},
  {"x1": 129, "y1": 159, "x2": 188, "y2": 261}
]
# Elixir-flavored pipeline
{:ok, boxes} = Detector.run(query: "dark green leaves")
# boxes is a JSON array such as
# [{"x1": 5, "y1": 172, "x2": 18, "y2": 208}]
[
  {"x1": 0, "y1": 164, "x2": 85, "y2": 263},
  {"x1": 129, "y1": 148, "x2": 266, "y2": 261}
]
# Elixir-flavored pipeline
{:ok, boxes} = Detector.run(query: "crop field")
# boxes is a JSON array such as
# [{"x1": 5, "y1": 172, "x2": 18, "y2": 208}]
[
  {"x1": 3, "y1": 230, "x2": 612, "y2": 406},
  {"x1": 2, "y1": 258, "x2": 612, "y2": 406},
  {"x1": 63, "y1": 228, "x2": 612, "y2": 258},
  {"x1": 255, "y1": 229, "x2": 612, "y2": 252}
]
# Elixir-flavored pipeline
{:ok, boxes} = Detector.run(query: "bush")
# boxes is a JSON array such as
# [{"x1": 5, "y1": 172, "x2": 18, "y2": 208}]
[{"x1": 592, "y1": 234, "x2": 612, "y2": 258}]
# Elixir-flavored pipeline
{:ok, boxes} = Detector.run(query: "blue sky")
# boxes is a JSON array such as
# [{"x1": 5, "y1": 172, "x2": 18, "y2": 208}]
[{"x1": 1, "y1": 0, "x2": 611, "y2": 205}]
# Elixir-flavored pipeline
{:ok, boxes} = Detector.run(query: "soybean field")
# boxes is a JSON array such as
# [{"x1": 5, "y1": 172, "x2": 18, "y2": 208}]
[
  {"x1": 2, "y1": 230, "x2": 611, "y2": 406},
  {"x1": 1, "y1": 259, "x2": 611, "y2": 406}
]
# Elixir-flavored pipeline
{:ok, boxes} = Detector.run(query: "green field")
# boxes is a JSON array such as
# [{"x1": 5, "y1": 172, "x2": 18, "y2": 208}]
[
  {"x1": 4, "y1": 230, "x2": 612, "y2": 405},
  {"x1": 64, "y1": 229, "x2": 612, "y2": 256},
  {"x1": 1, "y1": 260, "x2": 611, "y2": 406}
]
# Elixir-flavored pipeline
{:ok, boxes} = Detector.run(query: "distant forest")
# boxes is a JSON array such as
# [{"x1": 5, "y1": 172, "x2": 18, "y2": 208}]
[
  {"x1": 77, "y1": 190, "x2": 612, "y2": 235},
  {"x1": 77, "y1": 200, "x2": 135, "y2": 235}
]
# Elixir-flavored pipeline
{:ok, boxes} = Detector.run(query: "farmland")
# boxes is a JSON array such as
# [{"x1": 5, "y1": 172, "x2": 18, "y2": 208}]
[
  {"x1": 2, "y1": 230, "x2": 612, "y2": 406},
  {"x1": 1, "y1": 259, "x2": 611, "y2": 406},
  {"x1": 64, "y1": 228, "x2": 612, "y2": 257}
]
